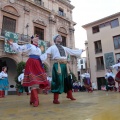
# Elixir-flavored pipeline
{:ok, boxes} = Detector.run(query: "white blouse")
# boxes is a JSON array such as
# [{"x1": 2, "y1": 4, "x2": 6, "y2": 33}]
[
  {"x1": 111, "y1": 63, "x2": 120, "y2": 71},
  {"x1": 10, "y1": 43, "x2": 47, "y2": 61},
  {"x1": 46, "y1": 44, "x2": 82, "y2": 60},
  {"x1": 18, "y1": 73, "x2": 24, "y2": 82},
  {"x1": 0, "y1": 71, "x2": 8, "y2": 79},
  {"x1": 105, "y1": 72, "x2": 115, "y2": 79},
  {"x1": 84, "y1": 73, "x2": 90, "y2": 78}
]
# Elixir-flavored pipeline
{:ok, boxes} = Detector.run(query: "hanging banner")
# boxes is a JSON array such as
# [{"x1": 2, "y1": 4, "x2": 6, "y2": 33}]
[
  {"x1": 4, "y1": 31, "x2": 49, "y2": 54},
  {"x1": 4, "y1": 31, "x2": 18, "y2": 53},
  {"x1": 104, "y1": 52, "x2": 115, "y2": 69},
  {"x1": 38, "y1": 40, "x2": 47, "y2": 54}
]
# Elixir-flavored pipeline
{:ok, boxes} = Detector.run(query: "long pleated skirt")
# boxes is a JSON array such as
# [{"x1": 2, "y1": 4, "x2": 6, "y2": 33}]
[{"x1": 22, "y1": 58, "x2": 48, "y2": 89}]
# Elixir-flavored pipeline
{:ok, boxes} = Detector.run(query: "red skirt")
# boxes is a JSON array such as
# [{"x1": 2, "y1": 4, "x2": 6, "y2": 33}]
[
  {"x1": 22, "y1": 58, "x2": 48, "y2": 89},
  {"x1": 115, "y1": 71, "x2": 120, "y2": 83}
]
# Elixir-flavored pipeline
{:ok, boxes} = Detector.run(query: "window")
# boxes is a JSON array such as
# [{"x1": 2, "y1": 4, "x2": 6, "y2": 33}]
[
  {"x1": 99, "y1": 22, "x2": 110, "y2": 28},
  {"x1": 92, "y1": 26, "x2": 99, "y2": 33},
  {"x1": 34, "y1": 27, "x2": 44, "y2": 40},
  {"x1": 34, "y1": 0, "x2": 44, "y2": 6},
  {"x1": 58, "y1": 8, "x2": 64, "y2": 16},
  {"x1": 80, "y1": 59, "x2": 83, "y2": 64},
  {"x1": 111, "y1": 19, "x2": 119, "y2": 28},
  {"x1": 60, "y1": 36, "x2": 66, "y2": 46},
  {"x1": 96, "y1": 56, "x2": 104, "y2": 71},
  {"x1": 2, "y1": 16, "x2": 16, "y2": 36},
  {"x1": 94, "y1": 40, "x2": 102, "y2": 54},
  {"x1": 113, "y1": 35, "x2": 120, "y2": 49},
  {"x1": 81, "y1": 65, "x2": 83, "y2": 69}
]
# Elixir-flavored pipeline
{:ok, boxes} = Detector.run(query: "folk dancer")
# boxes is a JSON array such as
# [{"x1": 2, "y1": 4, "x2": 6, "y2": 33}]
[
  {"x1": 105, "y1": 69, "x2": 116, "y2": 91},
  {"x1": 8, "y1": 34, "x2": 48, "y2": 107},
  {"x1": 111, "y1": 63, "x2": 120, "y2": 92},
  {"x1": 18, "y1": 69, "x2": 30, "y2": 95},
  {"x1": 0, "y1": 67, "x2": 9, "y2": 98},
  {"x1": 46, "y1": 34, "x2": 84, "y2": 104},
  {"x1": 81, "y1": 72, "x2": 93, "y2": 92}
]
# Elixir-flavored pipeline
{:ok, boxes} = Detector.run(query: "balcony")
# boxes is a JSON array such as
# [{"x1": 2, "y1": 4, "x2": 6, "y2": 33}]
[
  {"x1": 0, "y1": 29, "x2": 31, "y2": 43},
  {"x1": 34, "y1": 0, "x2": 44, "y2": 7},
  {"x1": 58, "y1": 11, "x2": 66, "y2": 17},
  {"x1": 0, "y1": 29, "x2": 50, "y2": 47}
]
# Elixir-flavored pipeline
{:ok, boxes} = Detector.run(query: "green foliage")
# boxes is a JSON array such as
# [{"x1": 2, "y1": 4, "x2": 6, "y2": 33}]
[
  {"x1": 15, "y1": 61, "x2": 26, "y2": 88},
  {"x1": 70, "y1": 72, "x2": 77, "y2": 82},
  {"x1": 43, "y1": 63, "x2": 48, "y2": 72}
]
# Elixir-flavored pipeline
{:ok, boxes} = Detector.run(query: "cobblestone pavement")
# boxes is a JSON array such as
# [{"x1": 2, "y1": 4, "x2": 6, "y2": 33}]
[{"x1": 0, "y1": 91, "x2": 120, "y2": 120}]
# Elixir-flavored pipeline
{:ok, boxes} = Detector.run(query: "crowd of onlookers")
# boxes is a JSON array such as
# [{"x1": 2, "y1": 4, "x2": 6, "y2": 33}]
[
  {"x1": 72, "y1": 80, "x2": 97, "y2": 92},
  {"x1": 72, "y1": 81, "x2": 86, "y2": 92}
]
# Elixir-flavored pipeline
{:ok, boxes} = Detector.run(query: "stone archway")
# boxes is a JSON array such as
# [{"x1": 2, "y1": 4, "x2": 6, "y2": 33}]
[{"x1": 0, "y1": 57, "x2": 17, "y2": 95}]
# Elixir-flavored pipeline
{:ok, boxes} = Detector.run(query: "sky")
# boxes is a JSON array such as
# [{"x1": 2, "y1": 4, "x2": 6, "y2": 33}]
[{"x1": 71, "y1": 0, "x2": 120, "y2": 56}]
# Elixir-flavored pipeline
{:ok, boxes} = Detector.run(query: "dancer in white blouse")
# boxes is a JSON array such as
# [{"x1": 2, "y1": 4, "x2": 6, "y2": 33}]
[
  {"x1": 0, "y1": 66, "x2": 9, "y2": 98},
  {"x1": 111, "y1": 62, "x2": 120, "y2": 92},
  {"x1": 18, "y1": 69, "x2": 30, "y2": 95},
  {"x1": 105, "y1": 69, "x2": 116, "y2": 91},
  {"x1": 8, "y1": 34, "x2": 48, "y2": 107}
]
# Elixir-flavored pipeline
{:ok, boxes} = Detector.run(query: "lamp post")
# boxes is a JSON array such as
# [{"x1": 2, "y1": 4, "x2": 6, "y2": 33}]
[{"x1": 26, "y1": 23, "x2": 29, "y2": 37}]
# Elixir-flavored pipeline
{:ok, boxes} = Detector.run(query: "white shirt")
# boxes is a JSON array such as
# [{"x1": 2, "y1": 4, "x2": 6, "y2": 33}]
[
  {"x1": 105, "y1": 72, "x2": 115, "y2": 79},
  {"x1": 78, "y1": 82, "x2": 81, "y2": 86},
  {"x1": 80, "y1": 74, "x2": 85, "y2": 79},
  {"x1": 46, "y1": 44, "x2": 82, "y2": 60},
  {"x1": 84, "y1": 73, "x2": 90, "y2": 78},
  {"x1": 111, "y1": 63, "x2": 120, "y2": 71},
  {"x1": 0, "y1": 71, "x2": 8, "y2": 79},
  {"x1": 81, "y1": 73, "x2": 90, "y2": 79},
  {"x1": 10, "y1": 43, "x2": 47, "y2": 61},
  {"x1": 18, "y1": 73, "x2": 24, "y2": 82}
]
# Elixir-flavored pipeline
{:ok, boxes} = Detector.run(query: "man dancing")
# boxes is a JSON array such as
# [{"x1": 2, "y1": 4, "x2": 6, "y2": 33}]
[{"x1": 46, "y1": 34, "x2": 84, "y2": 104}]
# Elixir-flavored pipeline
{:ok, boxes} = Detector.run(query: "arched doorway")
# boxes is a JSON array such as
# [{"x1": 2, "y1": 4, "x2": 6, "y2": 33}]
[{"x1": 0, "y1": 57, "x2": 17, "y2": 95}]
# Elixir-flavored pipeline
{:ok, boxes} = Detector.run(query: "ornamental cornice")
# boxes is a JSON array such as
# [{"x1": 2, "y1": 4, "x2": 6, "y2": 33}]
[{"x1": 57, "y1": 0, "x2": 74, "y2": 9}]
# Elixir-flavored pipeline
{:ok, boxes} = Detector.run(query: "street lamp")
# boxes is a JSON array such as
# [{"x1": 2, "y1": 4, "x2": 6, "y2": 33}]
[{"x1": 25, "y1": 23, "x2": 29, "y2": 37}]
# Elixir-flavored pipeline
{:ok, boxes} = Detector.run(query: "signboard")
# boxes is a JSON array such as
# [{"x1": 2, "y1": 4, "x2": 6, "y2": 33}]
[
  {"x1": 4, "y1": 31, "x2": 49, "y2": 54},
  {"x1": 4, "y1": 31, "x2": 18, "y2": 53},
  {"x1": 38, "y1": 40, "x2": 47, "y2": 54},
  {"x1": 104, "y1": 52, "x2": 115, "y2": 69}
]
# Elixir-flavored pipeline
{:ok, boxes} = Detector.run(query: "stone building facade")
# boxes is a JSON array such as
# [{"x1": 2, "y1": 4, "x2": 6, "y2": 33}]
[{"x1": 0, "y1": 0, "x2": 77, "y2": 94}]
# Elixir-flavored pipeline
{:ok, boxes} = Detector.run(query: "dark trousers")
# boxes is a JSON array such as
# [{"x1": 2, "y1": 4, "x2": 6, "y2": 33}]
[{"x1": 24, "y1": 87, "x2": 29, "y2": 93}]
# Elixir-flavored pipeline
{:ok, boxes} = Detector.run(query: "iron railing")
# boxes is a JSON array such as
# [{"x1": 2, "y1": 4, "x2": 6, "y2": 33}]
[
  {"x1": 58, "y1": 11, "x2": 66, "y2": 17},
  {"x1": 34, "y1": 0, "x2": 44, "y2": 7},
  {"x1": 0, "y1": 29, "x2": 50, "y2": 47}
]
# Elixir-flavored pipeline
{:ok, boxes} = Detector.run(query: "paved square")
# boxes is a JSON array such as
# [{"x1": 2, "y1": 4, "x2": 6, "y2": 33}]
[{"x1": 0, "y1": 91, "x2": 120, "y2": 120}]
